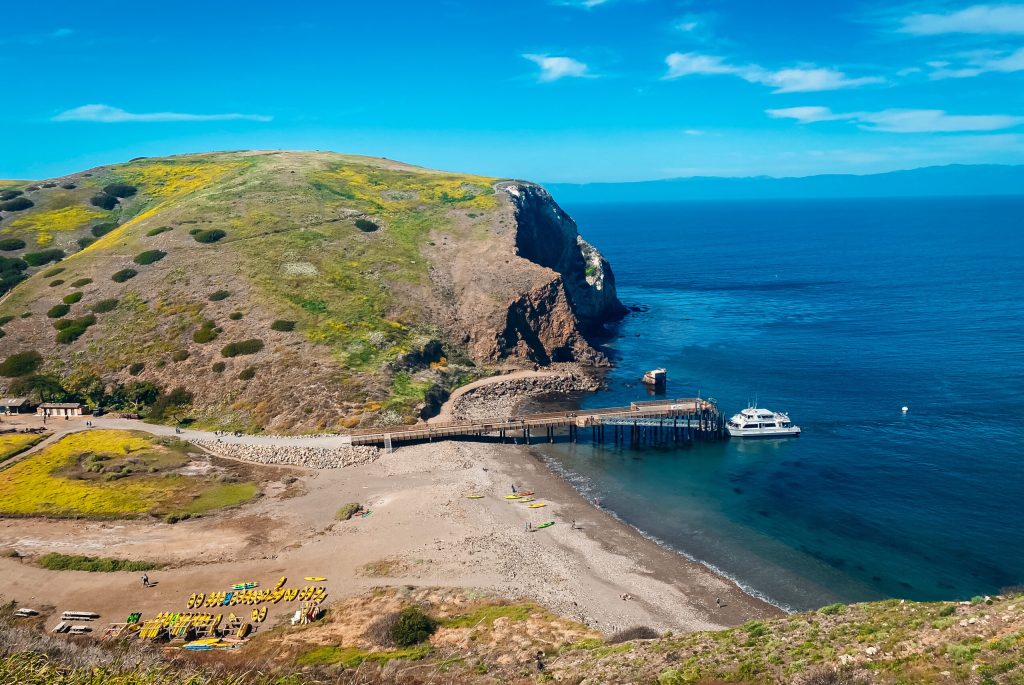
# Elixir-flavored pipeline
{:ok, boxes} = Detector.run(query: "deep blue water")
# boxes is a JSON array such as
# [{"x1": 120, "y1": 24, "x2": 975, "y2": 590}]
[{"x1": 536, "y1": 196, "x2": 1024, "y2": 611}]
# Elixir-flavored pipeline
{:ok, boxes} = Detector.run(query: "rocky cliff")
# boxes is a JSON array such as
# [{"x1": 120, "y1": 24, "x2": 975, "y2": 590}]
[{"x1": 0, "y1": 151, "x2": 624, "y2": 432}]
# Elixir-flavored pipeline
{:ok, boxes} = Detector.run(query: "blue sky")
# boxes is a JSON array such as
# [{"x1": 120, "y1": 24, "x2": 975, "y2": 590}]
[{"x1": 2, "y1": 0, "x2": 1023, "y2": 181}]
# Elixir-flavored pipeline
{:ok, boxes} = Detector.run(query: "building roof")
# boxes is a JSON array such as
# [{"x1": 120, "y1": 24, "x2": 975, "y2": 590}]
[
  {"x1": 39, "y1": 402, "x2": 82, "y2": 409},
  {"x1": 0, "y1": 397, "x2": 30, "y2": 407}
]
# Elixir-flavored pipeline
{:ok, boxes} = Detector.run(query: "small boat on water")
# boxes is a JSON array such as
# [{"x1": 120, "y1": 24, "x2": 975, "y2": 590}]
[
  {"x1": 726, "y1": 407, "x2": 801, "y2": 438},
  {"x1": 641, "y1": 368, "x2": 666, "y2": 387}
]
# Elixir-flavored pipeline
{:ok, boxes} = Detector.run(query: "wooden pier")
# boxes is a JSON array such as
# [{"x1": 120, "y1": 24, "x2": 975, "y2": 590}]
[{"x1": 342, "y1": 398, "x2": 726, "y2": 450}]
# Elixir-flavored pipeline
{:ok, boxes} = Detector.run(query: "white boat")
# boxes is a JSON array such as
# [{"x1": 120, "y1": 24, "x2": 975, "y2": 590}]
[{"x1": 726, "y1": 407, "x2": 801, "y2": 438}]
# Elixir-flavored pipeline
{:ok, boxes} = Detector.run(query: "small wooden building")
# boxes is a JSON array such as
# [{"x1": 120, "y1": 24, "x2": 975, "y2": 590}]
[
  {"x1": 0, "y1": 397, "x2": 35, "y2": 415},
  {"x1": 37, "y1": 402, "x2": 87, "y2": 417}
]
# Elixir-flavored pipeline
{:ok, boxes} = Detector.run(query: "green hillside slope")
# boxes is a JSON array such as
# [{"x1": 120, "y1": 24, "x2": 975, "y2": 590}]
[{"x1": 0, "y1": 151, "x2": 623, "y2": 432}]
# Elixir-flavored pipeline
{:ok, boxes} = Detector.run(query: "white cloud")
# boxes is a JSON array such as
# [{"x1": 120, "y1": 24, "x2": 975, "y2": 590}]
[
  {"x1": 676, "y1": 20, "x2": 699, "y2": 32},
  {"x1": 523, "y1": 54, "x2": 593, "y2": 82},
  {"x1": 664, "y1": 52, "x2": 883, "y2": 93},
  {"x1": 900, "y1": 4, "x2": 1024, "y2": 35},
  {"x1": 52, "y1": 104, "x2": 272, "y2": 123},
  {"x1": 930, "y1": 46, "x2": 1024, "y2": 78},
  {"x1": 766, "y1": 106, "x2": 846, "y2": 124},
  {"x1": 683, "y1": 129, "x2": 705, "y2": 136},
  {"x1": 768, "y1": 106, "x2": 1024, "y2": 133}
]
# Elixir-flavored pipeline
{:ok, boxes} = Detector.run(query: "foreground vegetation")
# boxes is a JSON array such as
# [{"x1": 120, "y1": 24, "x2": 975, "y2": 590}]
[
  {"x1": 35, "y1": 553, "x2": 163, "y2": 573},
  {"x1": 1, "y1": 589, "x2": 1023, "y2": 683},
  {"x1": 0, "y1": 432, "x2": 47, "y2": 464},
  {"x1": 0, "y1": 430, "x2": 257, "y2": 518}
]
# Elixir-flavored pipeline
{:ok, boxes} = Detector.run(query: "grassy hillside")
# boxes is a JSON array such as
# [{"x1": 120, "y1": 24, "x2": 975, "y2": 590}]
[
  {"x1": 0, "y1": 151, "x2": 615, "y2": 432},
  {"x1": 2, "y1": 591, "x2": 1022, "y2": 684}
]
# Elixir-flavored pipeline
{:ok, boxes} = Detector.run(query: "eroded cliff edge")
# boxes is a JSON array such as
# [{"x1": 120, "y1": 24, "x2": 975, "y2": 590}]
[{"x1": 436, "y1": 181, "x2": 626, "y2": 367}]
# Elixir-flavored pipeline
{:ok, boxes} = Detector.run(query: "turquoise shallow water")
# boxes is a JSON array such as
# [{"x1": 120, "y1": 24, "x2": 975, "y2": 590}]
[{"x1": 534, "y1": 196, "x2": 1024, "y2": 611}]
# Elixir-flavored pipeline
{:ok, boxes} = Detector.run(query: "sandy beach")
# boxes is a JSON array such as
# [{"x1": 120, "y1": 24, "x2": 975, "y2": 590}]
[{"x1": 0, "y1": 415, "x2": 779, "y2": 637}]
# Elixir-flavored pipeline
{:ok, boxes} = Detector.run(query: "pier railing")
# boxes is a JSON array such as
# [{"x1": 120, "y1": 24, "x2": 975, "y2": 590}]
[{"x1": 343, "y1": 398, "x2": 725, "y2": 448}]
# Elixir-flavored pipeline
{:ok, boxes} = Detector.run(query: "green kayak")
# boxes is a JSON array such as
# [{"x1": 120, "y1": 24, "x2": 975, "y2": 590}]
[{"x1": 536, "y1": 521, "x2": 555, "y2": 529}]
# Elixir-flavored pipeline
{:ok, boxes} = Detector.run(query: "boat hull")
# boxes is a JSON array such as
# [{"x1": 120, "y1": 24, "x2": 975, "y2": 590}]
[{"x1": 727, "y1": 426, "x2": 801, "y2": 438}]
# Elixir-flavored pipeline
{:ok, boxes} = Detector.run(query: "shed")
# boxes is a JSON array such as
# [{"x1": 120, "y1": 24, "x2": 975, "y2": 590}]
[
  {"x1": 37, "y1": 402, "x2": 87, "y2": 417},
  {"x1": 0, "y1": 397, "x2": 35, "y2": 415}
]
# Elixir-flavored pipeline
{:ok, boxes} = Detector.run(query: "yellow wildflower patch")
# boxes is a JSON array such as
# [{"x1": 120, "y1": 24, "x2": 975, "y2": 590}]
[
  {"x1": 3, "y1": 206, "x2": 106, "y2": 246},
  {"x1": 0, "y1": 429, "x2": 257, "y2": 518},
  {"x1": 0, "y1": 433, "x2": 47, "y2": 464},
  {"x1": 313, "y1": 163, "x2": 497, "y2": 214},
  {"x1": 114, "y1": 161, "x2": 243, "y2": 199}
]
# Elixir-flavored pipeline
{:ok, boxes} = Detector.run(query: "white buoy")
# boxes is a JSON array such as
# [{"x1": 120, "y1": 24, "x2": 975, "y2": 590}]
[{"x1": 901, "y1": 406, "x2": 909, "y2": 414}]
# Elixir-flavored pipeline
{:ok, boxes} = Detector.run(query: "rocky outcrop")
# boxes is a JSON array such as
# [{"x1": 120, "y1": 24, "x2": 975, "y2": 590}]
[
  {"x1": 444, "y1": 182, "x2": 626, "y2": 367},
  {"x1": 501, "y1": 182, "x2": 627, "y2": 329}
]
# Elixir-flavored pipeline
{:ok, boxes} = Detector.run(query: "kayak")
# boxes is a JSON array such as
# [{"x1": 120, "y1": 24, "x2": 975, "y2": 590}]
[
  {"x1": 504, "y1": 495, "x2": 522, "y2": 500},
  {"x1": 536, "y1": 521, "x2": 555, "y2": 529},
  {"x1": 528, "y1": 503, "x2": 547, "y2": 508},
  {"x1": 465, "y1": 495, "x2": 484, "y2": 499},
  {"x1": 304, "y1": 576, "x2": 327, "y2": 582}
]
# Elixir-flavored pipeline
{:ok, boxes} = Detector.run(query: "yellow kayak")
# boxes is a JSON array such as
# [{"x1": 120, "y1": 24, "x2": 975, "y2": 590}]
[
  {"x1": 465, "y1": 495, "x2": 484, "y2": 499},
  {"x1": 504, "y1": 495, "x2": 522, "y2": 500},
  {"x1": 528, "y1": 503, "x2": 547, "y2": 508},
  {"x1": 304, "y1": 576, "x2": 327, "y2": 581}
]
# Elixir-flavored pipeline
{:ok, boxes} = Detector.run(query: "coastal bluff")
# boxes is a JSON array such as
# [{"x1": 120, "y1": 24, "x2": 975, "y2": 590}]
[{"x1": 0, "y1": 151, "x2": 625, "y2": 433}]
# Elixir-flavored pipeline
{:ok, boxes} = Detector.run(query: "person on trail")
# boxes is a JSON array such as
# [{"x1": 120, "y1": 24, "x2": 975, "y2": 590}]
[
  {"x1": 142, "y1": 573, "x2": 149, "y2": 588},
  {"x1": 716, "y1": 597, "x2": 722, "y2": 609},
  {"x1": 511, "y1": 483, "x2": 517, "y2": 494}
]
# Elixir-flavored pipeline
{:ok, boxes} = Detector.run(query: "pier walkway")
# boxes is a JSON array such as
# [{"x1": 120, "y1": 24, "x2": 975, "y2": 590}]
[{"x1": 344, "y1": 398, "x2": 726, "y2": 449}]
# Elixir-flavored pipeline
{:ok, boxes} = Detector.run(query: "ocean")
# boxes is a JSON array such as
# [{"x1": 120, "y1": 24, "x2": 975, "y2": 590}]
[{"x1": 534, "y1": 196, "x2": 1024, "y2": 612}]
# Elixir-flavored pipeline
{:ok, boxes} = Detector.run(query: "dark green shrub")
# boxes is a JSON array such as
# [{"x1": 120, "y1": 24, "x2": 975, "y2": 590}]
[
  {"x1": 228, "y1": 311, "x2": 243, "y2": 320},
  {"x1": 0, "y1": 256, "x2": 28, "y2": 296},
  {"x1": 390, "y1": 606, "x2": 438, "y2": 647},
  {"x1": 208, "y1": 289, "x2": 230, "y2": 301},
  {"x1": 47, "y1": 303, "x2": 70, "y2": 318},
  {"x1": 53, "y1": 319, "x2": 72, "y2": 330},
  {"x1": 193, "y1": 229, "x2": 226, "y2": 243},
  {"x1": 819, "y1": 603, "x2": 846, "y2": 616},
  {"x1": 238, "y1": 366, "x2": 256, "y2": 380},
  {"x1": 212, "y1": 361, "x2": 226, "y2": 373},
  {"x1": 103, "y1": 183, "x2": 137, "y2": 198},
  {"x1": 608, "y1": 626, "x2": 661, "y2": 643},
  {"x1": 133, "y1": 249, "x2": 166, "y2": 265},
  {"x1": 70, "y1": 277, "x2": 92, "y2": 287},
  {"x1": 0, "y1": 190, "x2": 22, "y2": 201},
  {"x1": 221, "y1": 339, "x2": 263, "y2": 357},
  {"x1": 111, "y1": 268, "x2": 137, "y2": 282},
  {"x1": 61, "y1": 183, "x2": 76, "y2": 190},
  {"x1": 20, "y1": 311, "x2": 31, "y2": 318},
  {"x1": 270, "y1": 319, "x2": 296, "y2": 332},
  {"x1": 23, "y1": 249, "x2": 64, "y2": 266},
  {"x1": 91, "y1": 222, "x2": 118, "y2": 237},
  {"x1": 37, "y1": 552, "x2": 161, "y2": 573},
  {"x1": 90, "y1": 193, "x2": 118, "y2": 210},
  {"x1": 128, "y1": 362, "x2": 145, "y2": 375},
  {"x1": 42, "y1": 266, "x2": 65, "y2": 277},
  {"x1": 355, "y1": 218, "x2": 380, "y2": 232},
  {"x1": 25, "y1": 185, "x2": 40, "y2": 191},
  {"x1": 77, "y1": 237, "x2": 96, "y2": 249},
  {"x1": 0, "y1": 238, "x2": 26, "y2": 251},
  {"x1": 91, "y1": 298, "x2": 118, "y2": 313},
  {"x1": 54, "y1": 314, "x2": 96, "y2": 343},
  {"x1": 171, "y1": 350, "x2": 189, "y2": 362},
  {"x1": 0, "y1": 315, "x2": 13, "y2": 326},
  {"x1": 0, "y1": 351, "x2": 43, "y2": 377},
  {"x1": 192, "y1": 320, "x2": 219, "y2": 343},
  {"x1": 0, "y1": 197, "x2": 33, "y2": 212},
  {"x1": 41, "y1": 182, "x2": 56, "y2": 189},
  {"x1": 148, "y1": 386, "x2": 193, "y2": 420},
  {"x1": 146, "y1": 226, "x2": 172, "y2": 237},
  {"x1": 335, "y1": 502, "x2": 361, "y2": 521},
  {"x1": 63, "y1": 292, "x2": 83, "y2": 304},
  {"x1": 48, "y1": 279, "x2": 65, "y2": 287},
  {"x1": 188, "y1": 228, "x2": 202, "y2": 235},
  {"x1": 938, "y1": 604, "x2": 956, "y2": 617}
]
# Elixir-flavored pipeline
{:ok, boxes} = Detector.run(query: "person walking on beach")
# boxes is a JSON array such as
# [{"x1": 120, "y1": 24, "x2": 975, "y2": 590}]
[
  {"x1": 142, "y1": 573, "x2": 150, "y2": 588},
  {"x1": 511, "y1": 483, "x2": 517, "y2": 494},
  {"x1": 715, "y1": 597, "x2": 722, "y2": 609}
]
